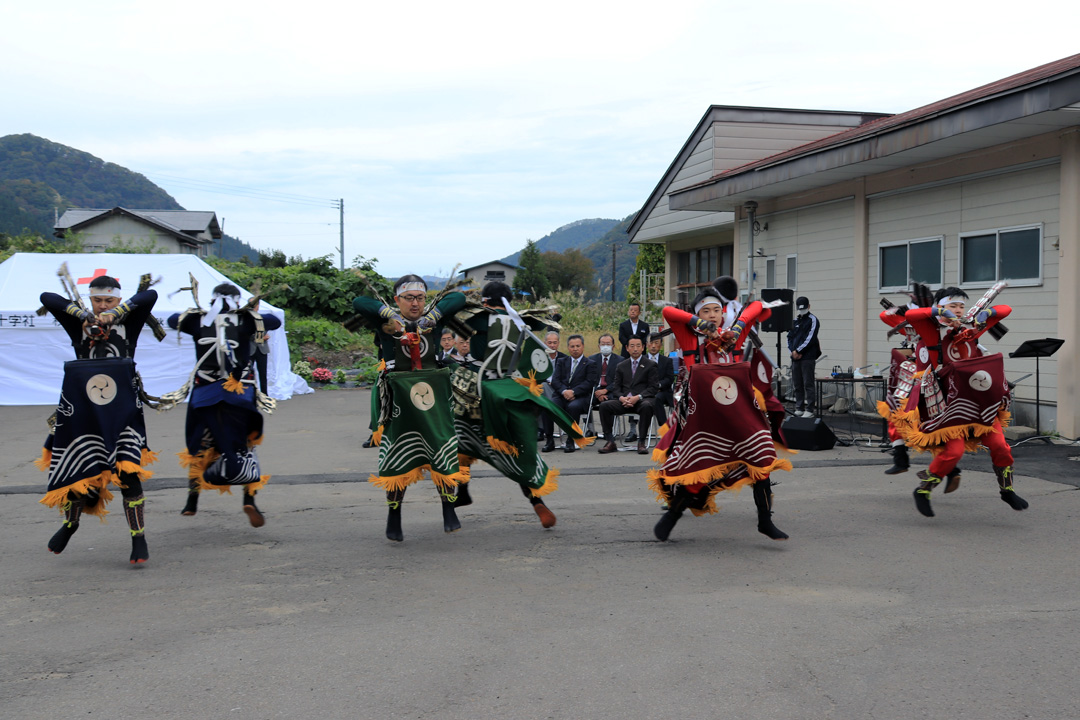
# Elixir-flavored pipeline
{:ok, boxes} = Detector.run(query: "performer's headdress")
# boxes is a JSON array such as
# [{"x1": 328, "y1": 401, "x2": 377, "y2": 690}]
[
  {"x1": 712, "y1": 275, "x2": 739, "y2": 304},
  {"x1": 480, "y1": 280, "x2": 513, "y2": 307},
  {"x1": 201, "y1": 282, "x2": 243, "y2": 327},
  {"x1": 394, "y1": 274, "x2": 428, "y2": 296},
  {"x1": 692, "y1": 287, "x2": 723, "y2": 315},
  {"x1": 87, "y1": 275, "x2": 122, "y2": 299},
  {"x1": 933, "y1": 286, "x2": 969, "y2": 306}
]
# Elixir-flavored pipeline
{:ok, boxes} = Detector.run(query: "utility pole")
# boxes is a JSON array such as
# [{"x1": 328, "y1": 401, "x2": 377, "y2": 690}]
[
  {"x1": 337, "y1": 199, "x2": 345, "y2": 270},
  {"x1": 611, "y1": 242, "x2": 617, "y2": 302},
  {"x1": 744, "y1": 200, "x2": 758, "y2": 301}
]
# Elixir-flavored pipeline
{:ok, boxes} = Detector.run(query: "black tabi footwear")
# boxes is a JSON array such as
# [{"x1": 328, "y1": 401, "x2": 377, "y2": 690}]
[
  {"x1": 753, "y1": 480, "x2": 789, "y2": 541},
  {"x1": 130, "y1": 534, "x2": 149, "y2": 565},
  {"x1": 48, "y1": 521, "x2": 79, "y2": 555},
  {"x1": 242, "y1": 493, "x2": 265, "y2": 528},
  {"x1": 386, "y1": 505, "x2": 403, "y2": 542},
  {"x1": 995, "y1": 465, "x2": 1028, "y2": 510},
  {"x1": 913, "y1": 470, "x2": 941, "y2": 517},
  {"x1": 362, "y1": 434, "x2": 376, "y2": 449},
  {"x1": 181, "y1": 491, "x2": 199, "y2": 516},
  {"x1": 541, "y1": 439, "x2": 556, "y2": 453},
  {"x1": 452, "y1": 483, "x2": 473, "y2": 508},
  {"x1": 884, "y1": 445, "x2": 909, "y2": 475},
  {"x1": 654, "y1": 507, "x2": 684, "y2": 541},
  {"x1": 441, "y1": 498, "x2": 461, "y2": 533}
]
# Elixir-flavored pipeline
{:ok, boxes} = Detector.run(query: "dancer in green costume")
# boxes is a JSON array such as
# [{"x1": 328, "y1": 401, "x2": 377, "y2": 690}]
[
  {"x1": 447, "y1": 281, "x2": 592, "y2": 529},
  {"x1": 352, "y1": 274, "x2": 468, "y2": 541}
]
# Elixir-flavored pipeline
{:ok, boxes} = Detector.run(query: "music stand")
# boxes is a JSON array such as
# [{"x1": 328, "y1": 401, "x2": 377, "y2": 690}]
[{"x1": 1009, "y1": 338, "x2": 1064, "y2": 443}]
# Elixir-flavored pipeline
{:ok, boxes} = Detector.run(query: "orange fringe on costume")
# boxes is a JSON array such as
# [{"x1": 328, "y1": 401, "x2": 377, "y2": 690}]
[
  {"x1": 178, "y1": 448, "x2": 270, "y2": 495},
  {"x1": 530, "y1": 468, "x2": 560, "y2": 498},
  {"x1": 887, "y1": 402, "x2": 1011, "y2": 456},
  {"x1": 570, "y1": 422, "x2": 596, "y2": 448},
  {"x1": 368, "y1": 464, "x2": 471, "y2": 492},
  {"x1": 647, "y1": 457, "x2": 792, "y2": 504},
  {"x1": 513, "y1": 370, "x2": 544, "y2": 397},
  {"x1": 371, "y1": 425, "x2": 384, "y2": 446},
  {"x1": 223, "y1": 376, "x2": 247, "y2": 394},
  {"x1": 39, "y1": 448, "x2": 158, "y2": 518},
  {"x1": 486, "y1": 435, "x2": 520, "y2": 457}
]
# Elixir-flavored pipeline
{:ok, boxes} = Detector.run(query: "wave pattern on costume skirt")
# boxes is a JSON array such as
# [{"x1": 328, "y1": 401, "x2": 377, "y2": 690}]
[
  {"x1": 663, "y1": 429, "x2": 777, "y2": 472},
  {"x1": 379, "y1": 430, "x2": 459, "y2": 474}
]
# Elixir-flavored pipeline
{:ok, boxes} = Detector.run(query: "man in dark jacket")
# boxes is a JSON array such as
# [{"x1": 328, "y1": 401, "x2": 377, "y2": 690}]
[
  {"x1": 542, "y1": 334, "x2": 598, "y2": 453},
  {"x1": 646, "y1": 336, "x2": 675, "y2": 429},
  {"x1": 597, "y1": 337, "x2": 658, "y2": 455},
  {"x1": 787, "y1": 295, "x2": 821, "y2": 417},
  {"x1": 618, "y1": 303, "x2": 651, "y2": 440},
  {"x1": 588, "y1": 334, "x2": 622, "y2": 435}
]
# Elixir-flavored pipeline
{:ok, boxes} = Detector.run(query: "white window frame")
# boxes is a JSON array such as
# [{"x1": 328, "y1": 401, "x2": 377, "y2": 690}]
[
  {"x1": 878, "y1": 235, "x2": 944, "y2": 293},
  {"x1": 958, "y1": 223, "x2": 1043, "y2": 289},
  {"x1": 786, "y1": 254, "x2": 797, "y2": 290}
]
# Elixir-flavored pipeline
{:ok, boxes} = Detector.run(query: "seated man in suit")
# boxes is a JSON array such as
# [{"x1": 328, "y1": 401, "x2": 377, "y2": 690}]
[
  {"x1": 618, "y1": 302, "x2": 651, "y2": 442},
  {"x1": 646, "y1": 335, "x2": 675, "y2": 430},
  {"x1": 542, "y1": 334, "x2": 598, "y2": 453},
  {"x1": 597, "y1": 337, "x2": 659, "y2": 455},
  {"x1": 588, "y1": 333, "x2": 622, "y2": 434}
]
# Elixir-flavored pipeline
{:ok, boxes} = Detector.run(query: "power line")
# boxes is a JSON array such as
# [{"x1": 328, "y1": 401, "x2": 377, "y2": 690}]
[{"x1": 145, "y1": 173, "x2": 339, "y2": 209}]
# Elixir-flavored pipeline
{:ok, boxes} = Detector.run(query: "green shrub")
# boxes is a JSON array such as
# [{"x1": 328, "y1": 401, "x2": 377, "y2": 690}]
[{"x1": 292, "y1": 360, "x2": 313, "y2": 382}]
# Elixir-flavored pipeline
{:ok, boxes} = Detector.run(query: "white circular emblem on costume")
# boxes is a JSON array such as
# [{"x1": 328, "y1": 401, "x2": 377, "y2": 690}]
[
  {"x1": 86, "y1": 374, "x2": 117, "y2": 405},
  {"x1": 711, "y1": 376, "x2": 739, "y2": 405},
  {"x1": 409, "y1": 382, "x2": 436, "y2": 411},
  {"x1": 947, "y1": 342, "x2": 965, "y2": 362},
  {"x1": 756, "y1": 361, "x2": 769, "y2": 384},
  {"x1": 531, "y1": 349, "x2": 550, "y2": 373},
  {"x1": 918, "y1": 346, "x2": 929, "y2": 364},
  {"x1": 969, "y1": 371, "x2": 993, "y2": 392},
  {"x1": 418, "y1": 335, "x2": 430, "y2": 358}
]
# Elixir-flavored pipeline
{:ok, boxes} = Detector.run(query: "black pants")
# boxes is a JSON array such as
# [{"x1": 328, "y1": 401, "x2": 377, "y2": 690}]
[
  {"x1": 542, "y1": 394, "x2": 591, "y2": 441},
  {"x1": 792, "y1": 358, "x2": 816, "y2": 412}
]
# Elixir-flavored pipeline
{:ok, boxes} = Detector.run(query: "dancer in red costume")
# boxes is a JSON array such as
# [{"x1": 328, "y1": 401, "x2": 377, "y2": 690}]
[
  {"x1": 650, "y1": 281, "x2": 791, "y2": 541},
  {"x1": 887, "y1": 285, "x2": 1025, "y2": 517}
]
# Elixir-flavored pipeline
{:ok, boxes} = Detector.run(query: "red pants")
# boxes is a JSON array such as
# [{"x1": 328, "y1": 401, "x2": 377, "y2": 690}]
[{"x1": 928, "y1": 423, "x2": 1013, "y2": 476}]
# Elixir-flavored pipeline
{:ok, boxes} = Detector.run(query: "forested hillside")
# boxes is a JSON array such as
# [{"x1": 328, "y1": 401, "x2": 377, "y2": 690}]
[{"x1": 0, "y1": 133, "x2": 261, "y2": 261}]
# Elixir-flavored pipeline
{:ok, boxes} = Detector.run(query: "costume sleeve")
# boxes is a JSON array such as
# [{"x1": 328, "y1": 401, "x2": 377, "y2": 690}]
[
  {"x1": 902, "y1": 307, "x2": 940, "y2": 345},
  {"x1": 879, "y1": 309, "x2": 906, "y2": 329},
  {"x1": 353, "y1": 296, "x2": 398, "y2": 323},
  {"x1": 972, "y1": 304, "x2": 1011, "y2": 340},
  {"x1": 425, "y1": 291, "x2": 467, "y2": 327},
  {"x1": 261, "y1": 313, "x2": 283, "y2": 331},
  {"x1": 39, "y1": 291, "x2": 90, "y2": 345},
  {"x1": 168, "y1": 312, "x2": 202, "y2": 336},
  {"x1": 732, "y1": 301, "x2": 768, "y2": 350},
  {"x1": 662, "y1": 306, "x2": 707, "y2": 358},
  {"x1": 101, "y1": 289, "x2": 158, "y2": 342}
]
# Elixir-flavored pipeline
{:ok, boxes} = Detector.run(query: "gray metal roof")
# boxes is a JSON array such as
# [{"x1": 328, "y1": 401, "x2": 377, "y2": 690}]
[{"x1": 56, "y1": 207, "x2": 222, "y2": 240}]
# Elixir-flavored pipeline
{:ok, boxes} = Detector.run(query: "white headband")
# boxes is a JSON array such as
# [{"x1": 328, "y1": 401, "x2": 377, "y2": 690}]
[
  {"x1": 87, "y1": 286, "x2": 122, "y2": 299},
  {"x1": 937, "y1": 296, "x2": 965, "y2": 306},
  {"x1": 396, "y1": 282, "x2": 426, "y2": 295},
  {"x1": 694, "y1": 298, "x2": 722, "y2": 314},
  {"x1": 201, "y1": 291, "x2": 241, "y2": 326}
]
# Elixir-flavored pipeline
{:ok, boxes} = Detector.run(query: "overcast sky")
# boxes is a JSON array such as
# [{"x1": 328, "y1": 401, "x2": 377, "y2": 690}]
[{"x1": 3, "y1": 0, "x2": 1077, "y2": 277}]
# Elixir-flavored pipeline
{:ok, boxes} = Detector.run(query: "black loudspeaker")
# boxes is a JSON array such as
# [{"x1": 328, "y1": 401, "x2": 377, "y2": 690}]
[
  {"x1": 760, "y1": 288, "x2": 794, "y2": 333},
  {"x1": 780, "y1": 415, "x2": 837, "y2": 451}
]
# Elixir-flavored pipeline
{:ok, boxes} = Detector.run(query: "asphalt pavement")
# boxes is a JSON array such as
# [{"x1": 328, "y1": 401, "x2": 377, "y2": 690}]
[{"x1": 2, "y1": 389, "x2": 1078, "y2": 720}]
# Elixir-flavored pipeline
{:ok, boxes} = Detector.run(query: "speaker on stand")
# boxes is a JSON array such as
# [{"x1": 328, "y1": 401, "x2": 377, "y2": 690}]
[{"x1": 760, "y1": 288, "x2": 794, "y2": 401}]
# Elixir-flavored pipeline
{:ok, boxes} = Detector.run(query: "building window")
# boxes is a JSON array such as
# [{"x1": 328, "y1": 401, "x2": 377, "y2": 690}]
[
  {"x1": 786, "y1": 254, "x2": 797, "y2": 290},
  {"x1": 676, "y1": 245, "x2": 734, "y2": 287},
  {"x1": 764, "y1": 257, "x2": 776, "y2": 287},
  {"x1": 878, "y1": 236, "x2": 943, "y2": 292},
  {"x1": 959, "y1": 225, "x2": 1041, "y2": 286}
]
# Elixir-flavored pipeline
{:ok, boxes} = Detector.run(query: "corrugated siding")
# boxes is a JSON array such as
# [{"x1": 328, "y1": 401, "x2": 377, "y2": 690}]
[
  {"x1": 755, "y1": 202, "x2": 855, "y2": 366},
  {"x1": 78, "y1": 216, "x2": 185, "y2": 253},
  {"x1": 867, "y1": 164, "x2": 1060, "y2": 404}
]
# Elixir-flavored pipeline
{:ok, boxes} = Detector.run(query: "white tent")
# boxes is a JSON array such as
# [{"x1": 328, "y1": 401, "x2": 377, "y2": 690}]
[{"x1": 0, "y1": 253, "x2": 312, "y2": 405}]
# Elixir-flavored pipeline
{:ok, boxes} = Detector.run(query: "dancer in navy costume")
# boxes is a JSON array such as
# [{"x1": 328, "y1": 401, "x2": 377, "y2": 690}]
[
  {"x1": 168, "y1": 283, "x2": 281, "y2": 527},
  {"x1": 38, "y1": 274, "x2": 160, "y2": 564}
]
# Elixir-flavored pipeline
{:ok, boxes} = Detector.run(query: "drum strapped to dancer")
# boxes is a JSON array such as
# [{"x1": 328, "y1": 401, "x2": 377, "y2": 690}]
[
  {"x1": 888, "y1": 285, "x2": 1025, "y2": 518},
  {"x1": 353, "y1": 274, "x2": 469, "y2": 542},
  {"x1": 447, "y1": 281, "x2": 593, "y2": 529},
  {"x1": 37, "y1": 271, "x2": 164, "y2": 564},
  {"x1": 167, "y1": 281, "x2": 281, "y2": 528},
  {"x1": 650, "y1": 282, "x2": 792, "y2": 542}
]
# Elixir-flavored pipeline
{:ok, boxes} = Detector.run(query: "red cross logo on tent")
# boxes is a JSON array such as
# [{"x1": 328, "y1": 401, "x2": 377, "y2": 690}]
[{"x1": 77, "y1": 268, "x2": 109, "y2": 284}]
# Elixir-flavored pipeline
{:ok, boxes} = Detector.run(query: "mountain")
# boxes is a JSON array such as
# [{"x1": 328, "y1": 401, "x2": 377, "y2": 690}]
[
  {"x1": 0, "y1": 133, "x2": 261, "y2": 261},
  {"x1": 500, "y1": 218, "x2": 620, "y2": 265},
  {"x1": 500, "y1": 215, "x2": 638, "y2": 300}
]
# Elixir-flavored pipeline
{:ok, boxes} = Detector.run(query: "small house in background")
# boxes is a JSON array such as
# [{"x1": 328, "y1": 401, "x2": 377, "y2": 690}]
[
  {"x1": 54, "y1": 207, "x2": 222, "y2": 257},
  {"x1": 459, "y1": 260, "x2": 520, "y2": 290}
]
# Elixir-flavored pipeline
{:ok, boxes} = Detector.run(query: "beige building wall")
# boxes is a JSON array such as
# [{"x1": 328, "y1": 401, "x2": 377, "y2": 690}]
[
  {"x1": 865, "y1": 164, "x2": 1061, "y2": 413},
  {"x1": 76, "y1": 216, "x2": 200, "y2": 255}
]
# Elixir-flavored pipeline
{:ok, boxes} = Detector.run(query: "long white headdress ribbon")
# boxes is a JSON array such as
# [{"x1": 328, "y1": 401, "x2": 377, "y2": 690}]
[{"x1": 201, "y1": 292, "x2": 241, "y2": 327}]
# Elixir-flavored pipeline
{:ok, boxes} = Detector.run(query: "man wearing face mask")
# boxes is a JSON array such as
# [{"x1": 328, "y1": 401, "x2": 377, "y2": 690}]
[
  {"x1": 787, "y1": 296, "x2": 820, "y2": 418},
  {"x1": 589, "y1": 334, "x2": 623, "y2": 434}
]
